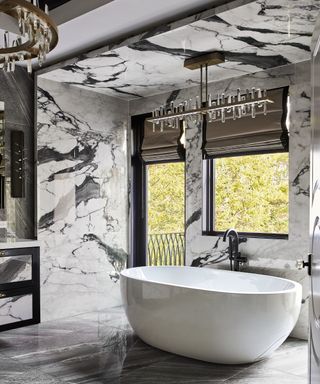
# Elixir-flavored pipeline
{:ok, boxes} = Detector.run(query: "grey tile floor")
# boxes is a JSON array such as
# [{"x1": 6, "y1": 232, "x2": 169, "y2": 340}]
[{"x1": 0, "y1": 307, "x2": 308, "y2": 384}]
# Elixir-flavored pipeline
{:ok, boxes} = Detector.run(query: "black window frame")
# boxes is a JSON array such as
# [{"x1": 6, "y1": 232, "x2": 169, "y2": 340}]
[
  {"x1": 131, "y1": 114, "x2": 186, "y2": 267},
  {"x1": 202, "y1": 155, "x2": 289, "y2": 240},
  {"x1": 131, "y1": 114, "x2": 149, "y2": 267}
]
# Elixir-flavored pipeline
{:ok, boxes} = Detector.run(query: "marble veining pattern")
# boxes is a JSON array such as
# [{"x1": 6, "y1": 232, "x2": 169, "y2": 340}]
[
  {"x1": 0, "y1": 306, "x2": 308, "y2": 384},
  {"x1": 41, "y1": 0, "x2": 320, "y2": 100},
  {"x1": 129, "y1": 61, "x2": 311, "y2": 340},
  {"x1": 0, "y1": 255, "x2": 32, "y2": 284},
  {"x1": 0, "y1": 294, "x2": 32, "y2": 326},
  {"x1": 35, "y1": 0, "x2": 316, "y2": 339},
  {"x1": 37, "y1": 78, "x2": 129, "y2": 321},
  {"x1": 0, "y1": 67, "x2": 35, "y2": 239}
]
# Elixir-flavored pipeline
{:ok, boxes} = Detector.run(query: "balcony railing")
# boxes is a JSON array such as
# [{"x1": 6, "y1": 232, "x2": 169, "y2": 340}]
[{"x1": 147, "y1": 232, "x2": 185, "y2": 266}]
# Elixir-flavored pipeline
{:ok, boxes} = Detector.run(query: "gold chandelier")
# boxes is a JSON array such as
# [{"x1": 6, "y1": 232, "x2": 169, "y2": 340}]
[{"x1": 0, "y1": 0, "x2": 58, "y2": 73}]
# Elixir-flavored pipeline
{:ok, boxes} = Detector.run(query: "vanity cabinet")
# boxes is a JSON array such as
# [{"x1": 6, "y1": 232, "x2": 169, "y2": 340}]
[{"x1": 0, "y1": 247, "x2": 40, "y2": 331}]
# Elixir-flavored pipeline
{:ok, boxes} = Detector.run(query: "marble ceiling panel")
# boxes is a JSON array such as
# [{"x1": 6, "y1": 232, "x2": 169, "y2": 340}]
[{"x1": 41, "y1": 0, "x2": 320, "y2": 100}]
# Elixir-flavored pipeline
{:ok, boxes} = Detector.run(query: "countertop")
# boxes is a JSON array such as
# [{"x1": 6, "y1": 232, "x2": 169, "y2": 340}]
[{"x1": 0, "y1": 239, "x2": 40, "y2": 249}]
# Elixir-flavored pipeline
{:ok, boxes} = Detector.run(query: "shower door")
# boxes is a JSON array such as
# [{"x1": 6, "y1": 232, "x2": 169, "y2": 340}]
[{"x1": 310, "y1": 15, "x2": 320, "y2": 384}]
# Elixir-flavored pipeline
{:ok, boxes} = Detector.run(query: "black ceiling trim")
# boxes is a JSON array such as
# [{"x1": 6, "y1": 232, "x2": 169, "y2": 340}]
[{"x1": 39, "y1": 0, "x2": 72, "y2": 11}]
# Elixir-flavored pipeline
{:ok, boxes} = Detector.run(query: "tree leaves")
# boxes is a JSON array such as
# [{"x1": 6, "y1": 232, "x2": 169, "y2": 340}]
[
  {"x1": 147, "y1": 153, "x2": 289, "y2": 236},
  {"x1": 148, "y1": 162, "x2": 185, "y2": 234},
  {"x1": 215, "y1": 153, "x2": 289, "y2": 233}
]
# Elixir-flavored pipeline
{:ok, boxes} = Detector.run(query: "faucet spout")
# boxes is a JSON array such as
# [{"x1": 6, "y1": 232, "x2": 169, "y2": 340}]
[{"x1": 222, "y1": 228, "x2": 247, "y2": 271}]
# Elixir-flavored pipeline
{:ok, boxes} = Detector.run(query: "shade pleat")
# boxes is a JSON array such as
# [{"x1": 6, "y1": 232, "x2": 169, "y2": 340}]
[
  {"x1": 203, "y1": 87, "x2": 289, "y2": 158},
  {"x1": 141, "y1": 120, "x2": 185, "y2": 163}
]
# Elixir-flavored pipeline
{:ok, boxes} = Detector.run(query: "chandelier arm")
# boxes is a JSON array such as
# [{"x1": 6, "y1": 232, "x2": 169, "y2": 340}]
[
  {"x1": 151, "y1": 52, "x2": 271, "y2": 129},
  {"x1": 147, "y1": 97, "x2": 274, "y2": 124},
  {"x1": 1, "y1": 0, "x2": 58, "y2": 29},
  {"x1": 0, "y1": 37, "x2": 37, "y2": 55},
  {"x1": 0, "y1": 0, "x2": 59, "y2": 71},
  {"x1": 2, "y1": 1, "x2": 59, "y2": 50}
]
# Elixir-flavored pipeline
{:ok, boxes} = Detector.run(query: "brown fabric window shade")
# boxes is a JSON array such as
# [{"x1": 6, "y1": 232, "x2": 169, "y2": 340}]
[
  {"x1": 141, "y1": 120, "x2": 185, "y2": 163},
  {"x1": 203, "y1": 87, "x2": 289, "y2": 158}
]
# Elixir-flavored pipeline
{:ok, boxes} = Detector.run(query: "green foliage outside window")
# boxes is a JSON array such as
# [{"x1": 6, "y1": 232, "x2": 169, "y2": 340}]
[
  {"x1": 147, "y1": 162, "x2": 185, "y2": 234},
  {"x1": 215, "y1": 153, "x2": 289, "y2": 233},
  {"x1": 146, "y1": 154, "x2": 288, "y2": 267},
  {"x1": 147, "y1": 153, "x2": 288, "y2": 236}
]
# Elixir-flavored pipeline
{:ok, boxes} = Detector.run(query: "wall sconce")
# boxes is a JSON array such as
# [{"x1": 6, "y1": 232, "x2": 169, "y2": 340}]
[{"x1": 11, "y1": 130, "x2": 25, "y2": 198}]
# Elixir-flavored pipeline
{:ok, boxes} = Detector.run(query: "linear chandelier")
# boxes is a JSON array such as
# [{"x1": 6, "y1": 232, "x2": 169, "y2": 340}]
[
  {"x1": 0, "y1": 0, "x2": 58, "y2": 73},
  {"x1": 147, "y1": 52, "x2": 274, "y2": 131}
]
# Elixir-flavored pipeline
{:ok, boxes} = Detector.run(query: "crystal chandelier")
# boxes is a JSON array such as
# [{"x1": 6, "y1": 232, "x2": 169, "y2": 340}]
[
  {"x1": 0, "y1": 0, "x2": 58, "y2": 73},
  {"x1": 147, "y1": 52, "x2": 273, "y2": 131}
]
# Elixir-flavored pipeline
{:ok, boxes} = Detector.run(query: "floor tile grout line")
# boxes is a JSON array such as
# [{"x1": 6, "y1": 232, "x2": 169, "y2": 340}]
[
  {"x1": 219, "y1": 362, "x2": 260, "y2": 382},
  {"x1": 269, "y1": 366, "x2": 308, "y2": 379}
]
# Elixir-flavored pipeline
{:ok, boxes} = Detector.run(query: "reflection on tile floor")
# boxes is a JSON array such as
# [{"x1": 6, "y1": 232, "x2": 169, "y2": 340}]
[{"x1": 0, "y1": 306, "x2": 308, "y2": 383}]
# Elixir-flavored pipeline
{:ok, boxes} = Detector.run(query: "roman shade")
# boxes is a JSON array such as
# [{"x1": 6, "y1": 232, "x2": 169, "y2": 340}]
[
  {"x1": 141, "y1": 120, "x2": 185, "y2": 163},
  {"x1": 203, "y1": 87, "x2": 289, "y2": 158}
]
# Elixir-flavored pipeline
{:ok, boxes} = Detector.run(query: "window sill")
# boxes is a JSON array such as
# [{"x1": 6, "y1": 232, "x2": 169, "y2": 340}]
[{"x1": 202, "y1": 231, "x2": 288, "y2": 240}]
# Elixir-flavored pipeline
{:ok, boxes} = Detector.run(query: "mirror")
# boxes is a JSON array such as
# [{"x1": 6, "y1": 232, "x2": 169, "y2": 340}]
[{"x1": 0, "y1": 102, "x2": 4, "y2": 210}]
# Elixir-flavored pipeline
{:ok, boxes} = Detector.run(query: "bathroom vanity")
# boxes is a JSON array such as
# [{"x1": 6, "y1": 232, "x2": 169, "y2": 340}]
[{"x1": 0, "y1": 240, "x2": 40, "y2": 332}]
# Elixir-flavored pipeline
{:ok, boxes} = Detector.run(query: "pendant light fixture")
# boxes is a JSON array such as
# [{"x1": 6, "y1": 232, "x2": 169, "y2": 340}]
[
  {"x1": 0, "y1": 0, "x2": 58, "y2": 73},
  {"x1": 147, "y1": 52, "x2": 274, "y2": 131}
]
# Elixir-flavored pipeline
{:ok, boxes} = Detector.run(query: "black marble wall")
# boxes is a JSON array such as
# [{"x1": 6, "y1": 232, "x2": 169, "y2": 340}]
[{"x1": 0, "y1": 67, "x2": 35, "y2": 239}]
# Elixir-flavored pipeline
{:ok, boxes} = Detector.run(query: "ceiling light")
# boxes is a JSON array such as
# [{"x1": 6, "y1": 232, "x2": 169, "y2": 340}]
[
  {"x1": 147, "y1": 52, "x2": 273, "y2": 131},
  {"x1": 0, "y1": 0, "x2": 58, "y2": 73}
]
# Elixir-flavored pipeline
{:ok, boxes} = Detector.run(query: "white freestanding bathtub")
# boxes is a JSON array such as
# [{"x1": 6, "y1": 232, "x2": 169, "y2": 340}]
[{"x1": 120, "y1": 266, "x2": 302, "y2": 364}]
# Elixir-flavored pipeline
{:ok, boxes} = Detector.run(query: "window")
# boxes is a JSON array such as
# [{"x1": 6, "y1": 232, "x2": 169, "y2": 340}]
[
  {"x1": 204, "y1": 152, "x2": 289, "y2": 237},
  {"x1": 215, "y1": 153, "x2": 289, "y2": 234},
  {"x1": 147, "y1": 162, "x2": 185, "y2": 266},
  {"x1": 202, "y1": 87, "x2": 289, "y2": 238},
  {"x1": 147, "y1": 162, "x2": 185, "y2": 235},
  {"x1": 131, "y1": 113, "x2": 185, "y2": 267}
]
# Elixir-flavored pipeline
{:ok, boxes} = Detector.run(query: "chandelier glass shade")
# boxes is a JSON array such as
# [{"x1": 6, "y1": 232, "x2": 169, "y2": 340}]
[{"x1": 0, "y1": 0, "x2": 58, "y2": 73}]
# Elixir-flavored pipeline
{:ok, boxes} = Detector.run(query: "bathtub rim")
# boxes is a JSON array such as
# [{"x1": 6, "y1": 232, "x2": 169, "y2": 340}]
[{"x1": 120, "y1": 266, "x2": 302, "y2": 296}]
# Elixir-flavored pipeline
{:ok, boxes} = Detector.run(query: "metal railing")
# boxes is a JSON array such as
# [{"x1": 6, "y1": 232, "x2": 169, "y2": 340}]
[{"x1": 147, "y1": 232, "x2": 185, "y2": 266}]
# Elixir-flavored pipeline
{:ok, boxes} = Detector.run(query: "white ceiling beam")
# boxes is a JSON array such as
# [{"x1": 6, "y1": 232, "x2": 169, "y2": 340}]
[{"x1": 51, "y1": 0, "x2": 115, "y2": 25}]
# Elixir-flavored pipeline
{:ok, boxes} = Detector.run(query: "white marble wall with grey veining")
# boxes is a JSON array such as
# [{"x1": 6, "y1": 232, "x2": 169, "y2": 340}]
[
  {"x1": 0, "y1": 294, "x2": 33, "y2": 326},
  {"x1": 130, "y1": 61, "x2": 311, "y2": 339},
  {"x1": 37, "y1": 78, "x2": 129, "y2": 321},
  {"x1": 40, "y1": 0, "x2": 320, "y2": 100}
]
